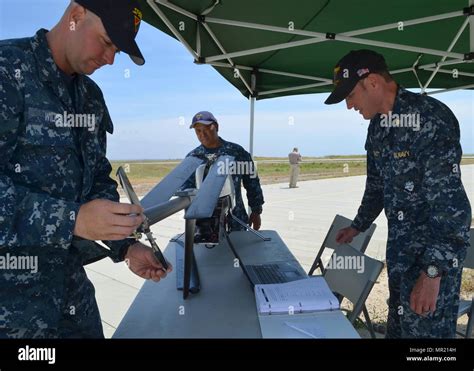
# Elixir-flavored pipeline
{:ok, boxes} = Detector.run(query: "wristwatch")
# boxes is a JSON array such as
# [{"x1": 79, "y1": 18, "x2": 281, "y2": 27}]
[{"x1": 423, "y1": 264, "x2": 442, "y2": 279}]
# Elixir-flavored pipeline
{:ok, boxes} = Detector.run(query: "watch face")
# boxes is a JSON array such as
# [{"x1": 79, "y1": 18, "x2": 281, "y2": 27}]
[{"x1": 427, "y1": 265, "x2": 439, "y2": 278}]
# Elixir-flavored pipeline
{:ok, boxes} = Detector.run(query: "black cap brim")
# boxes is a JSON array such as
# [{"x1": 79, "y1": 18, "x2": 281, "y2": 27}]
[
  {"x1": 324, "y1": 79, "x2": 357, "y2": 105},
  {"x1": 105, "y1": 25, "x2": 145, "y2": 66},
  {"x1": 77, "y1": 0, "x2": 145, "y2": 66},
  {"x1": 125, "y1": 40, "x2": 145, "y2": 66}
]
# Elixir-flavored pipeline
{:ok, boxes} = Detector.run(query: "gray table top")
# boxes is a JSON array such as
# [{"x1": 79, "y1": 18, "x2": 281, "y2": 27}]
[{"x1": 113, "y1": 230, "x2": 359, "y2": 339}]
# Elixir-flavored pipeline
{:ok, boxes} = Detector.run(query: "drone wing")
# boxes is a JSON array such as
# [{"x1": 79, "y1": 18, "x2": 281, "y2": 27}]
[
  {"x1": 184, "y1": 155, "x2": 234, "y2": 220},
  {"x1": 140, "y1": 156, "x2": 204, "y2": 209}
]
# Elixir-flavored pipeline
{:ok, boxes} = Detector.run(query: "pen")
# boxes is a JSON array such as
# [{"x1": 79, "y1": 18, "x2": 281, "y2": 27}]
[
  {"x1": 285, "y1": 322, "x2": 318, "y2": 339},
  {"x1": 260, "y1": 288, "x2": 272, "y2": 314}
]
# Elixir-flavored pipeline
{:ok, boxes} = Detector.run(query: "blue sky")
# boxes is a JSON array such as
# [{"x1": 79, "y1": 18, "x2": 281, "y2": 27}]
[{"x1": 1, "y1": 0, "x2": 473, "y2": 160}]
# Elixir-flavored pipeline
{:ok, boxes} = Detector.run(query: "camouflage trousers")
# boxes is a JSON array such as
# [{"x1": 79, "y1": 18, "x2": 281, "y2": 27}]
[
  {"x1": 386, "y1": 263, "x2": 462, "y2": 338},
  {"x1": 0, "y1": 256, "x2": 103, "y2": 339}
]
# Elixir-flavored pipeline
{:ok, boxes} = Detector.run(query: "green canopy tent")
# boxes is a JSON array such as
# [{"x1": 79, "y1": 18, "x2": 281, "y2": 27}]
[{"x1": 138, "y1": 0, "x2": 474, "y2": 154}]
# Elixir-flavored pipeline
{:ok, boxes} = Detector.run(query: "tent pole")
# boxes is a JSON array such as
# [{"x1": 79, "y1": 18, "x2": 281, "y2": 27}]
[
  {"x1": 249, "y1": 71, "x2": 257, "y2": 156},
  {"x1": 201, "y1": 22, "x2": 253, "y2": 94},
  {"x1": 427, "y1": 83, "x2": 474, "y2": 95},
  {"x1": 423, "y1": 17, "x2": 470, "y2": 90},
  {"x1": 208, "y1": 61, "x2": 331, "y2": 83},
  {"x1": 260, "y1": 81, "x2": 331, "y2": 96},
  {"x1": 147, "y1": 0, "x2": 198, "y2": 58},
  {"x1": 205, "y1": 35, "x2": 464, "y2": 63},
  {"x1": 423, "y1": 67, "x2": 474, "y2": 78},
  {"x1": 470, "y1": 0, "x2": 474, "y2": 52},
  {"x1": 249, "y1": 97, "x2": 255, "y2": 156},
  {"x1": 206, "y1": 11, "x2": 463, "y2": 40},
  {"x1": 247, "y1": 72, "x2": 257, "y2": 217}
]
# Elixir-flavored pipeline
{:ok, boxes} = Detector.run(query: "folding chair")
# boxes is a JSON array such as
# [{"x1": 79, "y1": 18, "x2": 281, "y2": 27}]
[
  {"x1": 308, "y1": 214, "x2": 377, "y2": 276},
  {"x1": 456, "y1": 228, "x2": 474, "y2": 338},
  {"x1": 323, "y1": 243, "x2": 384, "y2": 338}
]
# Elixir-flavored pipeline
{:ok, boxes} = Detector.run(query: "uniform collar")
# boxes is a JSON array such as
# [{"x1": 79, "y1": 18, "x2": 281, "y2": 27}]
[
  {"x1": 29, "y1": 29, "x2": 114, "y2": 134},
  {"x1": 370, "y1": 85, "x2": 407, "y2": 140},
  {"x1": 30, "y1": 29, "x2": 61, "y2": 82},
  {"x1": 202, "y1": 136, "x2": 225, "y2": 150},
  {"x1": 30, "y1": 29, "x2": 74, "y2": 111},
  {"x1": 391, "y1": 85, "x2": 408, "y2": 116}
]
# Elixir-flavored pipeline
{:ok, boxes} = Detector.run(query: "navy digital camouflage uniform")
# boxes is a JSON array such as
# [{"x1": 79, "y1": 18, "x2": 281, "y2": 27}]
[
  {"x1": 0, "y1": 29, "x2": 136, "y2": 338},
  {"x1": 351, "y1": 87, "x2": 471, "y2": 338},
  {"x1": 182, "y1": 137, "x2": 264, "y2": 231}
]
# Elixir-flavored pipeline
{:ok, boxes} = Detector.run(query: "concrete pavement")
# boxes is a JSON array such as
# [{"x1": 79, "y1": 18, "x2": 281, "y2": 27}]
[{"x1": 86, "y1": 165, "x2": 473, "y2": 338}]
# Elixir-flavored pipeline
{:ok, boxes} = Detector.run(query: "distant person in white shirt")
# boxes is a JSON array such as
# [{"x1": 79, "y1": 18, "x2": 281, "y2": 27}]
[{"x1": 288, "y1": 147, "x2": 302, "y2": 188}]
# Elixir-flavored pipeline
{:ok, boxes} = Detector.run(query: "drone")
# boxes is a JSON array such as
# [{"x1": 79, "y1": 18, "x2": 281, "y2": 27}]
[{"x1": 116, "y1": 155, "x2": 269, "y2": 299}]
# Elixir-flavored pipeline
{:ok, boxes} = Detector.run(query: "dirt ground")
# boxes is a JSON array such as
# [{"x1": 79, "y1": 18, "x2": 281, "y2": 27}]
[{"x1": 344, "y1": 266, "x2": 473, "y2": 338}]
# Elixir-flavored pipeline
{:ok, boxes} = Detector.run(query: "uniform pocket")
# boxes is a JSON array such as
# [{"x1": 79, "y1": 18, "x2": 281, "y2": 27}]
[
  {"x1": 24, "y1": 107, "x2": 75, "y2": 147},
  {"x1": 391, "y1": 156, "x2": 422, "y2": 204}
]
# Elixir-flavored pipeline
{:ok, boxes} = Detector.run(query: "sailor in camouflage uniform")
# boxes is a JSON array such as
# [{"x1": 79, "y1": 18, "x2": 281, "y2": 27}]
[
  {"x1": 326, "y1": 50, "x2": 471, "y2": 338},
  {"x1": 182, "y1": 111, "x2": 264, "y2": 231},
  {"x1": 0, "y1": 0, "x2": 170, "y2": 338}
]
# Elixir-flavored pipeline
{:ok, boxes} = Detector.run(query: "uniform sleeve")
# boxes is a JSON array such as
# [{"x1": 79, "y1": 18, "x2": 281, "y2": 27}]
[
  {"x1": 0, "y1": 61, "x2": 80, "y2": 248},
  {"x1": 85, "y1": 104, "x2": 137, "y2": 262},
  {"x1": 351, "y1": 131, "x2": 384, "y2": 232},
  {"x1": 416, "y1": 107, "x2": 471, "y2": 271},
  {"x1": 241, "y1": 150, "x2": 264, "y2": 214}
]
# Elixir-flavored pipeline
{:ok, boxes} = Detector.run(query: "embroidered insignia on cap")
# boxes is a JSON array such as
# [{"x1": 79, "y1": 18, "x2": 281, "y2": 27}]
[
  {"x1": 133, "y1": 8, "x2": 142, "y2": 33},
  {"x1": 357, "y1": 68, "x2": 370, "y2": 77}
]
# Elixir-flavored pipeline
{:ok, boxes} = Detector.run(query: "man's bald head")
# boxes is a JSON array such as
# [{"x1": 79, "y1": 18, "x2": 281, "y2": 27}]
[{"x1": 47, "y1": 0, "x2": 119, "y2": 75}]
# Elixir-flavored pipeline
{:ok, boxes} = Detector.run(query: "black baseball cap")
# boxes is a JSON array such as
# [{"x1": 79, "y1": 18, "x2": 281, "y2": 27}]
[
  {"x1": 75, "y1": 0, "x2": 145, "y2": 65},
  {"x1": 324, "y1": 49, "x2": 388, "y2": 105}
]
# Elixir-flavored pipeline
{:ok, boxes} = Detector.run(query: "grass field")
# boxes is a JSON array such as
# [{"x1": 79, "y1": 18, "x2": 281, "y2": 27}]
[
  {"x1": 110, "y1": 158, "x2": 368, "y2": 195},
  {"x1": 110, "y1": 156, "x2": 474, "y2": 195},
  {"x1": 110, "y1": 157, "x2": 474, "y2": 299}
]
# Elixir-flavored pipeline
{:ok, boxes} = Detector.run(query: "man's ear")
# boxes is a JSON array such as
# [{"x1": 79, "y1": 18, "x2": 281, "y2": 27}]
[
  {"x1": 365, "y1": 74, "x2": 379, "y2": 89},
  {"x1": 212, "y1": 123, "x2": 219, "y2": 132},
  {"x1": 369, "y1": 73, "x2": 386, "y2": 90},
  {"x1": 68, "y1": 3, "x2": 87, "y2": 30}
]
